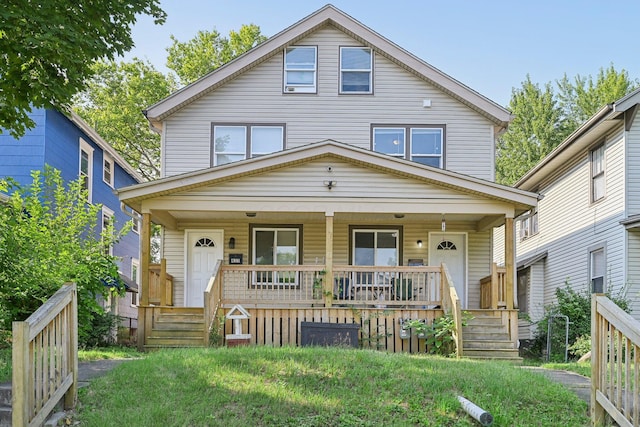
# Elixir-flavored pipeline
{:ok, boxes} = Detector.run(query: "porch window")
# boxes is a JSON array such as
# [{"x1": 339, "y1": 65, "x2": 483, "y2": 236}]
[
  {"x1": 284, "y1": 46, "x2": 317, "y2": 93},
  {"x1": 589, "y1": 246, "x2": 606, "y2": 293},
  {"x1": 351, "y1": 229, "x2": 400, "y2": 290},
  {"x1": 212, "y1": 124, "x2": 285, "y2": 166},
  {"x1": 372, "y1": 125, "x2": 444, "y2": 168},
  {"x1": 340, "y1": 47, "x2": 372, "y2": 93},
  {"x1": 252, "y1": 227, "x2": 300, "y2": 286},
  {"x1": 591, "y1": 143, "x2": 605, "y2": 203}
]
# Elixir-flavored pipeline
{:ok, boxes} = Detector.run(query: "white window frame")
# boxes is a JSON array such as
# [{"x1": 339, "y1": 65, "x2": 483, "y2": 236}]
[
  {"x1": 589, "y1": 244, "x2": 606, "y2": 293},
  {"x1": 103, "y1": 155, "x2": 114, "y2": 187},
  {"x1": 283, "y1": 46, "x2": 317, "y2": 93},
  {"x1": 591, "y1": 143, "x2": 605, "y2": 203},
  {"x1": 372, "y1": 125, "x2": 445, "y2": 168},
  {"x1": 351, "y1": 228, "x2": 400, "y2": 289},
  {"x1": 519, "y1": 210, "x2": 539, "y2": 241},
  {"x1": 131, "y1": 258, "x2": 139, "y2": 306},
  {"x1": 340, "y1": 46, "x2": 372, "y2": 94},
  {"x1": 79, "y1": 138, "x2": 94, "y2": 203},
  {"x1": 212, "y1": 124, "x2": 285, "y2": 166},
  {"x1": 102, "y1": 206, "x2": 115, "y2": 256},
  {"x1": 251, "y1": 226, "x2": 300, "y2": 287}
]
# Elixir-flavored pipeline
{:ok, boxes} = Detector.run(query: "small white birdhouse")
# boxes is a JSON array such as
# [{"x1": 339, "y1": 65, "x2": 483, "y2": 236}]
[{"x1": 226, "y1": 305, "x2": 251, "y2": 342}]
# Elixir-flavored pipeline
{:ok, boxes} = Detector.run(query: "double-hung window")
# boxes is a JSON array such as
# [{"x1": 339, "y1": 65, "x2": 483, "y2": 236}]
[
  {"x1": 589, "y1": 246, "x2": 605, "y2": 293},
  {"x1": 103, "y1": 155, "x2": 114, "y2": 187},
  {"x1": 212, "y1": 124, "x2": 285, "y2": 166},
  {"x1": 372, "y1": 126, "x2": 444, "y2": 167},
  {"x1": 340, "y1": 47, "x2": 372, "y2": 93},
  {"x1": 252, "y1": 227, "x2": 301, "y2": 286},
  {"x1": 284, "y1": 46, "x2": 317, "y2": 93},
  {"x1": 102, "y1": 206, "x2": 114, "y2": 256},
  {"x1": 591, "y1": 143, "x2": 605, "y2": 202},
  {"x1": 519, "y1": 210, "x2": 539, "y2": 241},
  {"x1": 79, "y1": 138, "x2": 94, "y2": 202}
]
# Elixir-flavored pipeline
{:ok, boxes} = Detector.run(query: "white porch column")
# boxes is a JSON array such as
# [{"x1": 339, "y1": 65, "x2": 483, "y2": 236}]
[
  {"x1": 504, "y1": 216, "x2": 515, "y2": 310},
  {"x1": 324, "y1": 212, "x2": 334, "y2": 307}
]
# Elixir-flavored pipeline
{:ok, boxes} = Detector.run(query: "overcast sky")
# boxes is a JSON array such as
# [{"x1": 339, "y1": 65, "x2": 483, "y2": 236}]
[{"x1": 123, "y1": 1, "x2": 640, "y2": 107}]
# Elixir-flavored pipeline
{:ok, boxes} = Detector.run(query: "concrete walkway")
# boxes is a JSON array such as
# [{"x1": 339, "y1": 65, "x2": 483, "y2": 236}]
[{"x1": 523, "y1": 366, "x2": 591, "y2": 405}]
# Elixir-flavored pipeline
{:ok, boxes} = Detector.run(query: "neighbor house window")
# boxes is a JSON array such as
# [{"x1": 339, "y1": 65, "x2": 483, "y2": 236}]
[
  {"x1": 252, "y1": 226, "x2": 301, "y2": 286},
  {"x1": 519, "y1": 210, "x2": 539, "y2": 241},
  {"x1": 103, "y1": 155, "x2": 114, "y2": 187},
  {"x1": 340, "y1": 47, "x2": 372, "y2": 93},
  {"x1": 372, "y1": 126, "x2": 444, "y2": 167},
  {"x1": 102, "y1": 206, "x2": 114, "y2": 256},
  {"x1": 284, "y1": 46, "x2": 317, "y2": 93},
  {"x1": 212, "y1": 124, "x2": 285, "y2": 166},
  {"x1": 589, "y1": 246, "x2": 606, "y2": 293},
  {"x1": 130, "y1": 211, "x2": 140, "y2": 234},
  {"x1": 591, "y1": 143, "x2": 605, "y2": 202},
  {"x1": 517, "y1": 268, "x2": 529, "y2": 314},
  {"x1": 131, "y1": 258, "x2": 139, "y2": 306},
  {"x1": 79, "y1": 138, "x2": 94, "y2": 202}
]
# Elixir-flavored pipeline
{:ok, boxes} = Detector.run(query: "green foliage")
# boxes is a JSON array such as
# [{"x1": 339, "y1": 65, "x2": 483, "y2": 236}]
[
  {"x1": 74, "y1": 58, "x2": 176, "y2": 180},
  {"x1": 0, "y1": 166, "x2": 129, "y2": 346},
  {"x1": 0, "y1": 0, "x2": 165, "y2": 138},
  {"x1": 84, "y1": 311, "x2": 121, "y2": 348},
  {"x1": 532, "y1": 282, "x2": 630, "y2": 361},
  {"x1": 497, "y1": 66, "x2": 638, "y2": 185},
  {"x1": 405, "y1": 311, "x2": 473, "y2": 356},
  {"x1": 166, "y1": 24, "x2": 267, "y2": 86},
  {"x1": 567, "y1": 335, "x2": 591, "y2": 358}
]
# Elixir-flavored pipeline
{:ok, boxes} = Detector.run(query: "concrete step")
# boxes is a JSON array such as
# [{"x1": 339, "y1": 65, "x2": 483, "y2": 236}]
[{"x1": 0, "y1": 407, "x2": 11, "y2": 427}]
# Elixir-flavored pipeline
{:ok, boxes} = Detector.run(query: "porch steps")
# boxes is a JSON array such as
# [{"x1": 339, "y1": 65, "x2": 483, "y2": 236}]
[
  {"x1": 462, "y1": 312, "x2": 521, "y2": 363},
  {"x1": 0, "y1": 383, "x2": 10, "y2": 427},
  {"x1": 145, "y1": 309, "x2": 206, "y2": 350}
]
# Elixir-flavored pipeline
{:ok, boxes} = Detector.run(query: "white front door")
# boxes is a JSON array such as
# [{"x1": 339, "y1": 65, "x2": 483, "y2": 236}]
[
  {"x1": 429, "y1": 233, "x2": 467, "y2": 308},
  {"x1": 186, "y1": 230, "x2": 224, "y2": 307}
]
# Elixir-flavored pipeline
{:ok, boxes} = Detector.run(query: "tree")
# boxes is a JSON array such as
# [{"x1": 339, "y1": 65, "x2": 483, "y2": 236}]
[
  {"x1": 0, "y1": 166, "x2": 130, "y2": 346},
  {"x1": 496, "y1": 76, "x2": 564, "y2": 185},
  {"x1": 0, "y1": 0, "x2": 166, "y2": 138},
  {"x1": 74, "y1": 59, "x2": 176, "y2": 180},
  {"x1": 166, "y1": 24, "x2": 267, "y2": 86}
]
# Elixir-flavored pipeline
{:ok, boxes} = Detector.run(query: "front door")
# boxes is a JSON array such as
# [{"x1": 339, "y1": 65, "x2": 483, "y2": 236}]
[
  {"x1": 429, "y1": 233, "x2": 467, "y2": 307},
  {"x1": 186, "y1": 230, "x2": 224, "y2": 307}
]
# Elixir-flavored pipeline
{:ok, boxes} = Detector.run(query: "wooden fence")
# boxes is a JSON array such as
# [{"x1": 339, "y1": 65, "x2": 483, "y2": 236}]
[
  {"x1": 592, "y1": 294, "x2": 640, "y2": 426},
  {"x1": 12, "y1": 283, "x2": 78, "y2": 427}
]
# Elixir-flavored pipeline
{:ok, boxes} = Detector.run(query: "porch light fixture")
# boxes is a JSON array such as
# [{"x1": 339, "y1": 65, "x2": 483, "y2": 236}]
[
  {"x1": 394, "y1": 213, "x2": 404, "y2": 219},
  {"x1": 441, "y1": 215, "x2": 446, "y2": 232},
  {"x1": 417, "y1": 240, "x2": 423, "y2": 248},
  {"x1": 323, "y1": 180, "x2": 336, "y2": 190},
  {"x1": 246, "y1": 212, "x2": 256, "y2": 217},
  {"x1": 228, "y1": 237, "x2": 235, "y2": 249}
]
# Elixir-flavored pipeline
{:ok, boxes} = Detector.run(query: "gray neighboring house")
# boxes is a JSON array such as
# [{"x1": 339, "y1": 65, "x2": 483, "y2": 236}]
[{"x1": 495, "y1": 89, "x2": 640, "y2": 340}]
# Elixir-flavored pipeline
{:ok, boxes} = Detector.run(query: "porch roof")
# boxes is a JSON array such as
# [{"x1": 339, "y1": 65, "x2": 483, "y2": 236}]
[{"x1": 118, "y1": 140, "x2": 538, "y2": 224}]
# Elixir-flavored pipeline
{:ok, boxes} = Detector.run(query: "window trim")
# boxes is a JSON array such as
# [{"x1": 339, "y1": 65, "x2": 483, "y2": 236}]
[
  {"x1": 283, "y1": 45, "x2": 317, "y2": 94},
  {"x1": 211, "y1": 123, "x2": 286, "y2": 166},
  {"x1": 339, "y1": 46, "x2": 373, "y2": 94},
  {"x1": 371, "y1": 124, "x2": 446, "y2": 167},
  {"x1": 588, "y1": 243, "x2": 606, "y2": 293},
  {"x1": 79, "y1": 138, "x2": 94, "y2": 203},
  {"x1": 102, "y1": 206, "x2": 115, "y2": 256},
  {"x1": 103, "y1": 155, "x2": 114, "y2": 188},
  {"x1": 518, "y1": 209, "x2": 539, "y2": 241},
  {"x1": 348, "y1": 225, "x2": 403, "y2": 266},
  {"x1": 249, "y1": 224, "x2": 303, "y2": 288},
  {"x1": 590, "y1": 143, "x2": 606, "y2": 204}
]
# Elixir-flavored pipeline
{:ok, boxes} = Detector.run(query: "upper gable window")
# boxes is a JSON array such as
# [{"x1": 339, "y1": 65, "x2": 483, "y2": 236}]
[
  {"x1": 284, "y1": 46, "x2": 317, "y2": 93},
  {"x1": 372, "y1": 125, "x2": 444, "y2": 168},
  {"x1": 340, "y1": 47, "x2": 372, "y2": 93},
  {"x1": 212, "y1": 124, "x2": 285, "y2": 166},
  {"x1": 79, "y1": 138, "x2": 94, "y2": 203},
  {"x1": 591, "y1": 143, "x2": 605, "y2": 203},
  {"x1": 103, "y1": 155, "x2": 114, "y2": 187}
]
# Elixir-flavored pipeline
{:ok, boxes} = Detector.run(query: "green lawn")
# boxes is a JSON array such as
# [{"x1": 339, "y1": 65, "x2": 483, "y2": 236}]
[{"x1": 75, "y1": 347, "x2": 589, "y2": 426}]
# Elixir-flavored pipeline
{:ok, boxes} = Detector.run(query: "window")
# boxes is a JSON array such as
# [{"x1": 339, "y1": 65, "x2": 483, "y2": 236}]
[
  {"x1": 131, "y1": 214, "x2": 140, "y2": 234},
  {"x1": 102, "y1": 206, "x2": 114, "y2": 256},
  {"x1": 284, "y1": 46, "x2": 317, "y2": 93},
  {"x1": 589, "y1": 246, "x2": 606, "y2": 293},
  {"x1": 591, "y1": 144, "x2": 605, "y2": 202},
  {"x1": 372, "y1": 126, "x2": 444, "y2": 167},
  {"x1": 252, "y1": 226, "x2": 301, "y2": 286},
  {"x1": 131, "y1": 259, "x2": 139, "y2": 306},
  {"x1": 517, "y1": 268, "x2": 529, "y2": 314},
  {"x1": 103, "y1": 155, "x2": 114, "y2": 187},
  {"x1": 340, "y1": 47, "x2": 372, "y2": 93},
  {"x1": 352, "y1": 229, "x2": 399, "y2": 267},
  {"x1": 79, "y1": 138, "x2": 94, "y2": 202},
  {"x1": 212, "y1": 124, "x2": 285, "y2": 166},
  {"x1": 519, "y1": 210, "x2": 539, "y2": 241}
]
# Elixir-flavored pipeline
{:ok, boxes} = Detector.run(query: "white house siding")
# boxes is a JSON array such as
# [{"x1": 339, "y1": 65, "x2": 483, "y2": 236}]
[
  {"x1": 626, "y1": 113, "x2": 640, "y2": 216},
  {"x1": 516, "y1": 125, "x2": 627, "y2": 318},
  {"x1": 162, "y1": 26, "x2": 497, "y2": 181},
  {"x1": 492, "y1": 225, "x2": 505, "y2": 266},
  {"x1": 163, "y1": 229, "x2": 186, "y2": 306},
  {"x1": 468, "y1": 229, "x2": 492, "y2": 308}
]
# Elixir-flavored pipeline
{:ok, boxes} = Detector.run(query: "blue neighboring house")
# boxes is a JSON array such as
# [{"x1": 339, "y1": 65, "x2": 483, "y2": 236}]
[{"x1": 0, "y1": 108, "x2": 143, "y2": 343}]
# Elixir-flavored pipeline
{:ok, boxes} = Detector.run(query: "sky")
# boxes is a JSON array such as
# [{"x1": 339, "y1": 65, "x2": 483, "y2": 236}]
[{"x1": 123, "y1": 0, "x2": 640, "y2": 107}]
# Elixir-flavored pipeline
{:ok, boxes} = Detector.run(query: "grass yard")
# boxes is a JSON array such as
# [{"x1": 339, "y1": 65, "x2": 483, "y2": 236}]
[{"x1": 75, "y1": 346, "x2": 589, "y2": 426}]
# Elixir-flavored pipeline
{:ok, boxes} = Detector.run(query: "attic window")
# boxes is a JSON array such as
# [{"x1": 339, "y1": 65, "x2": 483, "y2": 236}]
[{"x1": 284, "y1": 46, "x2": 317, "y2": 93}]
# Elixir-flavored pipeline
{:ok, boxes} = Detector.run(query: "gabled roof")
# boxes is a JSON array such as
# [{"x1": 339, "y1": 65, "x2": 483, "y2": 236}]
[
  {"x1": 67, "y1": 111, "x2": 144, "y2": 183},
  {"x1": 117, "y1": 139, "x2": 538, "y2": 213},
  {"x1": 516, "y1": 88, "x2": 640, "y2": 192},
  {"x1": 144, "y1": 4, "x2": 511, "y2": 129}
]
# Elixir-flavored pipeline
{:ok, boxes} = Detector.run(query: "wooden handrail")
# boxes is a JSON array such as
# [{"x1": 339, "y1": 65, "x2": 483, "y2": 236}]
[
  {"x1": 149, "y1": 260, "x2": 174, "y2": 306},
  {"x1": 480, "y1": 263, "x2": 506, "y2": 309},
  {"x1": 13, "y1": 283, "x2": 78, "y2": 427},
  {"x1": 204, "y1": 260, "x2": 223, "y2": 346}
]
